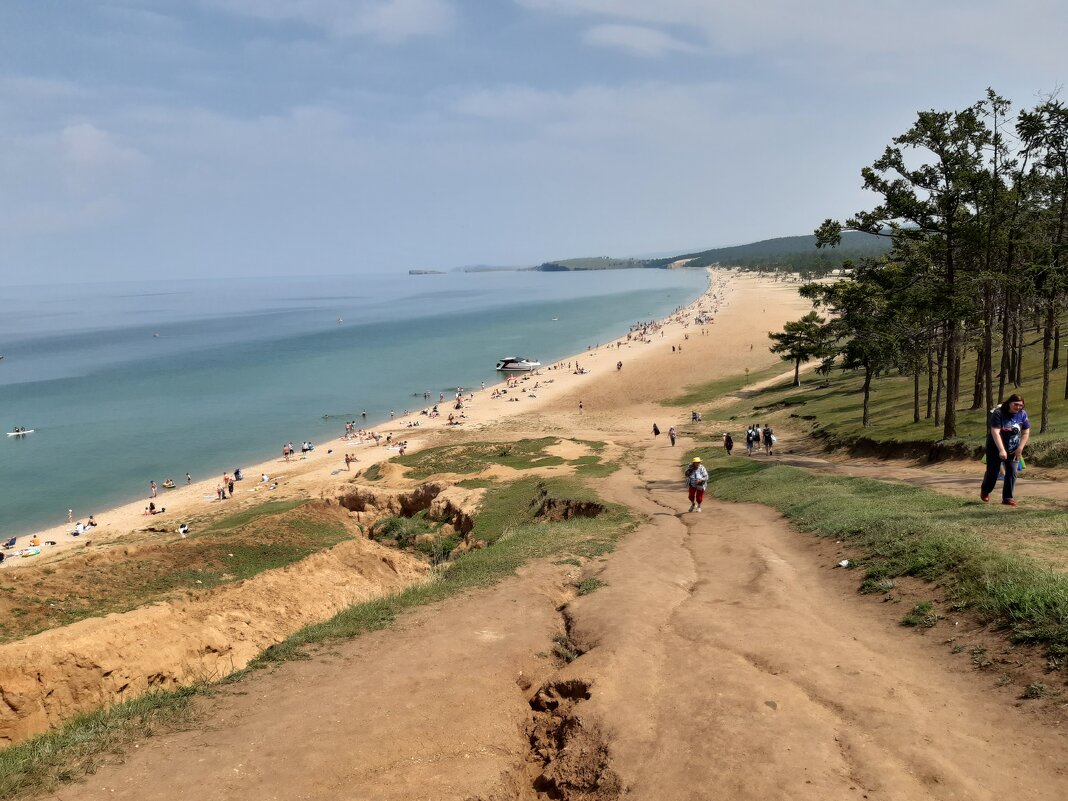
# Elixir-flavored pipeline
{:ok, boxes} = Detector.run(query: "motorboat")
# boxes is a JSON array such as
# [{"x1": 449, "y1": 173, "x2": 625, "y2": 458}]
[{"x1": 495, "y1": 357, "x2": 541, "y2": 372}]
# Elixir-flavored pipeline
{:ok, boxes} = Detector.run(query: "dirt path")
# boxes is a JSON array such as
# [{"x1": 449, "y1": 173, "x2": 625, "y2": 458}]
[{"x1": 43, "y1": 436, "x2": 1068, "y2": 800}]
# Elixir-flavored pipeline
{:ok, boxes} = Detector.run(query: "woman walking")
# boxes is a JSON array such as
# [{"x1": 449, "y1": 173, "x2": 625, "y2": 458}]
[
  {"x1": 685, "y1": 457, "x2": 708, "y2": 513},
  {"x1": 981, "y1": 394, "x2": 1030, "y2": 506},
  {"x1": 668, "y1": 426, "x2": 677, "y2": 447}
]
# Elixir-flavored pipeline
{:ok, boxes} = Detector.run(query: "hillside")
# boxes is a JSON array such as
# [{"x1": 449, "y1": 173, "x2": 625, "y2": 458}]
[{"x1": 536, "y1": 231, "x2": 890, "y2": 276}]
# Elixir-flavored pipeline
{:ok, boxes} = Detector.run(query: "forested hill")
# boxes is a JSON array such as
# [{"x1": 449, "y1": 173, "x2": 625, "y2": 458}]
[{"x1": 535, "y1": 231, "x2": 890, "y2": 276}]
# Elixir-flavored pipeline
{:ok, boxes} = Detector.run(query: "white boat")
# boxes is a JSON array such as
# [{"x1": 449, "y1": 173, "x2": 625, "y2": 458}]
[
  {"x1": 495, "y1": 357, "x2": 541, "y2": 372},
  {"x1": 6, "y1": 429, "x2": 33, "y2": 436}
]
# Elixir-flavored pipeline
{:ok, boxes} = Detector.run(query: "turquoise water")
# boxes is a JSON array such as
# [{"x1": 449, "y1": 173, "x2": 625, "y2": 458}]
[{"x1": 0, "y1": 269, "x2": 706, "y2": 536}]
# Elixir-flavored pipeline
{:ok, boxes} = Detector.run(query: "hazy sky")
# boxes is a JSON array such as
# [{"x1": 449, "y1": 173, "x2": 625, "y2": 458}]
[{"x1": 2, "y1": 1, "x2": 1066, "y2": 282}]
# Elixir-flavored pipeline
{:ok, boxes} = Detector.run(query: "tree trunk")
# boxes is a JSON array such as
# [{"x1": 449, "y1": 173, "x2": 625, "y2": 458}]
[
  {"x1": 862, "y1": 366, "x2": 873, "y2": 428},
  {"x1": 1014, "y1": 316, "x2": 1024, "y2": 387},
  {"x1": 983, "y1": 283, "x2": 995, "y2": 410},
  {"x1": 971, "y1": 349, "x2": 984, "y2": 410},
  {"x1": 1055, "y1": 325, "x2": 1061, "y2": 371},
  {"x1": 1042, "y1": 299, "x2": 1054, "y2": 433},
  {"x1": 998, "y1": 286, "x2": 1011, "y2": 401},
  {"x1": 913, "y1": 366, "x2": 921, "y2": 424},
  {"x1": 943, "y1": 325, "x2": 959, "y2": 439},
  {"x1": 926, "y1": 345, "x2": 934, "y2": 419},
  {"x1": 934, "y1": 335, "x2": 946, "y2": 429},
  {"x1": 793, "y1": 357, "x2": 800, "y2": 387}
]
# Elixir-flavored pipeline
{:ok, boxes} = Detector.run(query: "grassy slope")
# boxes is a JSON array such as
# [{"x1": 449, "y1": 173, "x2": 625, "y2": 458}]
[
  {"x1": 674, "y1": 329, "x2": 1068, "y2": 464},
  {"x1": 0, "y1": 456, "x2": 631, "y2": 798}
]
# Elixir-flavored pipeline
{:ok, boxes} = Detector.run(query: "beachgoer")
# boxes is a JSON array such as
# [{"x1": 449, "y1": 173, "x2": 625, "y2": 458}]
[
  {"x1": 186, "y1": 472, "x2": 192, "y2": 484},
  {"x1": 981, "y1": 394, "x2": 1030, "y2": 506},
  {"x1": 723, "y1": 433, "x2": 734, "y2": 456},
  {"x1": 668, "y1": 426, "x2": 677, "y2": 447},
  {"x1": 579, "y1": 400, "x2": 583, "y2": 414},
  {"x1": 67, "y1": 509, "x2": 73, "y2": 523},
  {"x1": 345, "y1": 453, "x2": 352, "y2": 470},
  {"x1": 150, "y1": 481, "x2": 157, "y2": 498},
  {"x1": 685, "y1": 457, "x2": 708, "y2": 513},
  {"x1": 652, "y1": 423, "x2": 661, "y2": 439}
]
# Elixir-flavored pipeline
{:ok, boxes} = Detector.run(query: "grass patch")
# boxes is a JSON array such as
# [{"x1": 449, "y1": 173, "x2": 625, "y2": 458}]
[
  {"x1": 570, "y1": 456, "x2": 620, "y2": 478},
  {"x1": 575, "y1": 577, "x2": 606, "y2": 596},
  {"x1": 664, "y1": 362, "x2": 785, "y2": 408},
  {"x1": 707, "y1": 457, "x2": 1068, "y2": 648},
  {"x1": 0, "y1": 501, "x2": 350, "y2": 643},
  {"x1": 395, "y1": 438, "x2": 565, "y2": 479},
  {"x1": 901, "y1": 601, "x2": 938, "y2": 628},
  {"x1": 202, "y1": 499, "x2": 308, "y2": 533},
  {"x1": 0, "y1": 684, "x2": 201, "y2": 799},
  {"x1": 361, "y1": 464, "x2": 383, "y2": 481},
  {"x1": 456, "y1": 478, "x2": 494, "y2": 489}
]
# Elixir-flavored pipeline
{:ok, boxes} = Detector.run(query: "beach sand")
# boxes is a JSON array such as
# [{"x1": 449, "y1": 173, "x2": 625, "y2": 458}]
[{"x1": 4, "y1": 269, "x2": 807, "y2": 568}]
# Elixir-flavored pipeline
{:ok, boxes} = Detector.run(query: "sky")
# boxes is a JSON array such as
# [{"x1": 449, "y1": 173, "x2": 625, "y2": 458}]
[{"x1": 1, "y1": 1, "x2": 1067, "y2": 282}]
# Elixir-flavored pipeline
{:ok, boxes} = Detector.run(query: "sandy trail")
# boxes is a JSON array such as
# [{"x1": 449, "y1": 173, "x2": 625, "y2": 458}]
[{"x1": 575, "y1": 442, "x2": 1068, "y2": 800}]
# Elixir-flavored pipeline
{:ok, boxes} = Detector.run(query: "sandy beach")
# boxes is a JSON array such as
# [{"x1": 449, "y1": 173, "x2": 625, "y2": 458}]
[{"x1": 3, "y1": 269, "x2": 805, "y2": 568}]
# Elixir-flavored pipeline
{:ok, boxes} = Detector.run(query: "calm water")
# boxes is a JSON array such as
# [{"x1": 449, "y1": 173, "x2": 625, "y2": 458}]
[{"x1": 0, "y1": 269, "x2": 706, "y2": 536}]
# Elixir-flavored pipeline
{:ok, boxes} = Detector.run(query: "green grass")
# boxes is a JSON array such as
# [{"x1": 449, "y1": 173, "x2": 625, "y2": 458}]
[
  {"x1": 395, "y1": 438, "x2": 565, "y2": 479},
  {"x1": 202, "y1": 499, "x2": 308, "y2": 532},
  {"x1": 575, "y1": 577, "x2": 606, "y2": 596},
  {"x1": 706, "y1": 455, "x2": 1068, "y2": 649},
  {"x1": 713, "y1": 328, "x2": 1068, "y2": 463},
  {"x1": 901, "y1": 601, "x2": 938, "y2": 628},
  {"x1": 0, "y1": 685, "x2": 201, "y2": 798},
  {"x1": 663, "y1": 361, "x2": 785, "y2": 408},
  {"x1": 570, "y1": 456, "x2": 620, "y2": 478}
]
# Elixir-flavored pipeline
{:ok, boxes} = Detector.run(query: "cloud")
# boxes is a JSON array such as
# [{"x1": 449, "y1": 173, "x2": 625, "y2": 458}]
[
  {"x1": 515, "y1": 0, "x2": 1068, "y2": 70},
  {"x1": 203, "y1": 0, "x2": 456, "y2": 41},
  {"x1": 60, "y1": 123, "x2": 147, "y2": 172},
  {"x1": 582, "y1": 24, "x2": 700, "y2": 57},
  {"x1": 0, "y1": 123, "x2": 148, "y2": 234}
]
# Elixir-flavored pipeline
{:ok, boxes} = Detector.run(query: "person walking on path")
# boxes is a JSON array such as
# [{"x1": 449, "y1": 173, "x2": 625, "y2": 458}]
[
  {"x1": 763, "y1": 424, "x2": 774, "y2": 455},
  {"x1": 981, "y1": 393, "x2": 1030, "y2": 506},
  {"x1": 668, "y1": 426, "x2": 677, "y2": 447},
  {"x1": 685, "y1": 457, "x2": 708, "y2": 512},
  {"x1": 745, "y1": 426, "x2": 755, "y2": 456},
  {"x1": 652, "y1": 423, "x2": 661, "y2": 439},
  {"x1": 723, "y1": 433, "x2": 734, "y2": 456}
]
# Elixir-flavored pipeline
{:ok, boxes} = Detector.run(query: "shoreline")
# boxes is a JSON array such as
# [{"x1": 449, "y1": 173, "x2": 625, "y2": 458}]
[{"x1": 2, "y1": 269, "x2": 736, "y2": 564}]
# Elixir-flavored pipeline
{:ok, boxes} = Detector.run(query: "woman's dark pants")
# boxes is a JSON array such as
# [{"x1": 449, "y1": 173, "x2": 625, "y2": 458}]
[{"x1": 981, "y1": 452, "x2": 1018, "y2": 501}]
